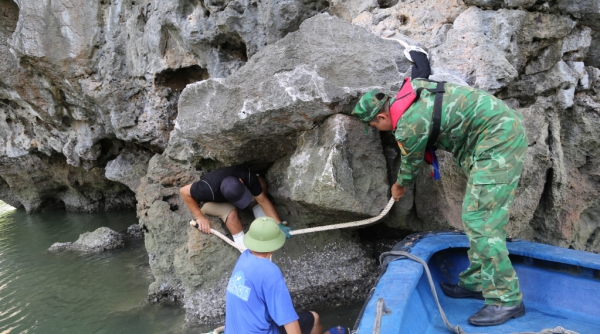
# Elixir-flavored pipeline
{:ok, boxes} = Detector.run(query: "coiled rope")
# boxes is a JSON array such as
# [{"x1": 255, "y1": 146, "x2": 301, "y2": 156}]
[{"x1": 193, "y1": 197, "x2": 396, "y2": 253}]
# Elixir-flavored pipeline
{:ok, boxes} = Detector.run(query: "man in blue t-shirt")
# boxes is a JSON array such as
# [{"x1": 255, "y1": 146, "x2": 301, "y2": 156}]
[{"x1": 225, "y1": 217, "x2": 345, "y2": 334}]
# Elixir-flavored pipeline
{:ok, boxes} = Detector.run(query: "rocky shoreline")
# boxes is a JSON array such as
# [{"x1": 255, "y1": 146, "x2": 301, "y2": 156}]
[{"x1": 2, "y1": 0, "x2": 599, "y2": 324}]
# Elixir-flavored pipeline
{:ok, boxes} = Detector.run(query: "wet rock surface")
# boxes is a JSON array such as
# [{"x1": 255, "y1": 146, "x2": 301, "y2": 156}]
[
  {"x1": 2, "y1": 0, "x2": 600, "y2": 326},
  {"x1": 127, "y1": 224, "x2": 145, "y2": 239},
  {"x1": 47, "y1": 227, "x2": 126, "y2": 253}
]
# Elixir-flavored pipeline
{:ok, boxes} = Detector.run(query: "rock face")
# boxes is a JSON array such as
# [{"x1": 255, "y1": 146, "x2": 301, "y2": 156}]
[
  {"x1": 172, "y1": 13, "x2": 410, "y2": 167},
  {"x1": 47, "y1": 227, "x2": 126, "y2": 253},
  {"x1": 2, "y1": 0, "x2": 600, "y2": 326},
  {"x1": 139, "y1": 15, "x2": 402, "y2": 322},
  {"x1": 1, "y1": 0, "x2": 327, "y2": 211},
  {"x1": 267, "y1": 114, "x2": 389, "y2": 221},
  {"x1": 127, "y1": 224, "x2": 145, "y2": 239},
  {"x1": 0, "y1": 154, "x2": 136, "y2": 212}
]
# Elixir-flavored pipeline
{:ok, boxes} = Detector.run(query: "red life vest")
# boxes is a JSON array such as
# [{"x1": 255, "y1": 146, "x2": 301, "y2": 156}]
[
  {"x1": 390, "y1": 78, "x2": 445, "y2": 180},
  {"x1": 390, "y1": 78, "x2": 417, "y2": 131}
]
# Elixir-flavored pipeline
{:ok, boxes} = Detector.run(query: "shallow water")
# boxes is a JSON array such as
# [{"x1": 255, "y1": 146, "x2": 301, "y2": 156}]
[
  {"x1": 0, "y1": 202, "x2": 203, "y2": 334},
  {"x1": 0, "y1": 202, "x2": 363, "y2": 333}
]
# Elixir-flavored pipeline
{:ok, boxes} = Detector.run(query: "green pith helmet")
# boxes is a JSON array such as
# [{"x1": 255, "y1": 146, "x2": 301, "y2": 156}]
[
  {"x1": 352, "y1": 89, "x2": 389, "y2": 133},
  {"x1": 244, "y1": 217, "x2": 286, "y2": 252}
]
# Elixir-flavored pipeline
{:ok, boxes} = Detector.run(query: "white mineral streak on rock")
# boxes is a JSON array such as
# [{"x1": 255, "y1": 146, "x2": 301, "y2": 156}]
[
  {"x1": 238, "y1": 99, "x2": 263, "y2": 119},
  {"x1": 274, "y1": 65, "x2": 330, "y2": 103},
  {"x1": 319, "y1": 115, "x2": 352, "y2": 196},
  {"x1": 288, "y1": 150, "x2": 310, "y2": 194}
]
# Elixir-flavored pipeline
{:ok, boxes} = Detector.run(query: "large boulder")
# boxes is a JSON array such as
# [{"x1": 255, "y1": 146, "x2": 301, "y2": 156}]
[
  {"x1": 267, "y1": 114, "x2": 389, "y2": 221},
  {"x1": 172, "y1": 13, "x2": 411, "y2": 166}
]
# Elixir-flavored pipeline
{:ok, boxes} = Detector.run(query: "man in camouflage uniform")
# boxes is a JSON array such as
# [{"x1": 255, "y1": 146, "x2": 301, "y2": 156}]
[{"x1": 352, "y1": 77, "x2": 528, "y2": 326}]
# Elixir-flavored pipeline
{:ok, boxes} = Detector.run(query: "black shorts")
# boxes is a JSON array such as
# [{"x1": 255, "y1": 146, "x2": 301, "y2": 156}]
[{"x1": 278, "y1": 311, "x2": 314, "y2": 334}]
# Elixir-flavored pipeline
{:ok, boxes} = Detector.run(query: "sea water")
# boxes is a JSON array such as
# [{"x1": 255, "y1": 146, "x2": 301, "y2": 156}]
[{"x1": 0, "y1": 202, "x2": 361, "y2": 333}]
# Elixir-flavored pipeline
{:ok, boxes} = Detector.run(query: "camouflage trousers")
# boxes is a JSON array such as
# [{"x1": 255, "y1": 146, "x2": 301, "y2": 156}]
[{"x1": 458, "y1": 128, "x2": 528, "y2": 307}]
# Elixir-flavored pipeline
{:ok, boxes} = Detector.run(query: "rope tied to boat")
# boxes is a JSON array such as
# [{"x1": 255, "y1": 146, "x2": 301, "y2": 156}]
[
  {"x1": 379, "y1": 250, "x2": 467, "y2": 334},
  {"x1": 195, "y1": 197, "x2": 397, "y2": 253}
]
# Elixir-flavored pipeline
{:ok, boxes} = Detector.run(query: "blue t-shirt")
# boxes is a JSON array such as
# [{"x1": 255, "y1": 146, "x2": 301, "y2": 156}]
[{"x1": 225, "y1": 250, "x2": 298, "y2": 334}]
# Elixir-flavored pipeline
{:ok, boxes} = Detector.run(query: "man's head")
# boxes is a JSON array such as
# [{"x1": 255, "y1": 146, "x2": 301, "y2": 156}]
[
  {"x1": 352, "y1": 89, "x2": 394, "y2": 132},
  {"x1": 244, "y1": 217, "x2": 286, "y2": 253}
]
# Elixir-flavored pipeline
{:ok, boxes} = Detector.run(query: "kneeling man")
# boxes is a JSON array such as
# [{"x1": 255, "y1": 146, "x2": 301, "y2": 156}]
[{"x1": 180, "y1": 165, "x2": 290, "y2": 245}]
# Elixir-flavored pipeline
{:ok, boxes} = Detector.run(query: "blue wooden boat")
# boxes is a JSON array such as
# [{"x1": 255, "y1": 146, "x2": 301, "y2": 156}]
[{"x1": 353, "y1": 232, "x2": 600, "y2": 333}]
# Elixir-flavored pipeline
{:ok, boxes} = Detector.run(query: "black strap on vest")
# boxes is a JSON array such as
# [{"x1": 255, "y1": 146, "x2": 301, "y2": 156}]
[{"x1": 415, "y1": 81, "x2": 445, "y2": 148}]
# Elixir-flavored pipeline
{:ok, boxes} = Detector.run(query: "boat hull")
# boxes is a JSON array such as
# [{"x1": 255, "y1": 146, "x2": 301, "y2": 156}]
[{"x1": 355, "y1": 232, "x2": 600, "y2": 333}]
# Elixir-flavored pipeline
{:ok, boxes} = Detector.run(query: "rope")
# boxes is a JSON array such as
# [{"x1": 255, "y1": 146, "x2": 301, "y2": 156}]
[
  {"x1": 373, "y1": 298, "x2": 391, "y2": 334},
  {"x1": 289, "y1": 197, "x2": 395, "y2": 235},
  {"x1": 193, "y1": 197, "x2": 395, "y2": 252},
  {"x1": 379, "y1": 250, "x2": 467, "y2": 334},
  {"x1": 188, "y1": 225, "x2": 248, "y2": 253},
  {"x1": 210, "y1": 228, "x2": 247, "y2": 252}
]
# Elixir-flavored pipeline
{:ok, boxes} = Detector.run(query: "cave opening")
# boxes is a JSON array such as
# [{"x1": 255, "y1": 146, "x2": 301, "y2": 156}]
[
  {"x1": 155, "y1": 65, "x2": 209, "y2": 91},
  {"x1": 378, "y1": 0, "x2": 399, "y2": 9},
  {"x1": 0, "y1": 0, "x2": 19, "y2": 33},
  {"x1": 219, "y1": 39, "x2": 248, "y2": 63}
]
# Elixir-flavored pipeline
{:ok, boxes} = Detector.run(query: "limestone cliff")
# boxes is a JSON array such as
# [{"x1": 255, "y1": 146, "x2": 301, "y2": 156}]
[{"x1": 1, "y1": 0, "x2": 599, "y2": 324}]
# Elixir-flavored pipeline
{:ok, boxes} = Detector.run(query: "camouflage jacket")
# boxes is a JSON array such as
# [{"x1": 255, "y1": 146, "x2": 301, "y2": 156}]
[{"x1": 393, "y1": 79, "x2": 526, "y2": 186}]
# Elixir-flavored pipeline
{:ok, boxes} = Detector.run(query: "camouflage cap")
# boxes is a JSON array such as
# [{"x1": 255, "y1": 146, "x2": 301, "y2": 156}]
[{"x1": 352, "y1": 89, "x2": 389, "y2": 133}]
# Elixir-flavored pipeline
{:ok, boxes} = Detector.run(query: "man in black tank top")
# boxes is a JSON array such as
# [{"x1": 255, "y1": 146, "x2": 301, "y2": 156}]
[{"x1": 180, "y1": 165, "x2": 290, "y2": 246}]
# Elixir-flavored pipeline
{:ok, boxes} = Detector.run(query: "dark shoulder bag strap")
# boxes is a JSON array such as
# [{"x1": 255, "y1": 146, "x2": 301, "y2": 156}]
[{"x1": 427, "y1": 81, "x2": 445, "y2": 147}]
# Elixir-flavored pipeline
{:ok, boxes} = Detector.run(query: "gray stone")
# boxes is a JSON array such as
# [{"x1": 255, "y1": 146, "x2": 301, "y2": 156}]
[
  {"x1": 505, "y1": 60, "x2": 579, "y2": 101},
  {"x1": 463, "y1": 0, "x2": 537, "y2": 8},
  {"x1": 562, "y1": 26, "x2": 593, "y2": 62},
  {"x1": 430, "y1": 8, "x2": 519, "y2": 92},
  {"x1": 463, "y1": 0, "x2": 503, "y2": 7},
  {"x1": 557, "y1": 0, "x2": 600, "y2": 67},
  {"x1": 46, "y1": 242, "x2": 73, "y2": 253},
  {"x1": 267, "y1": 114, "x2": 388, "y2": 219},
  {"x1": 586, "y1": 31, "x2": 600, "y2": 68},
  {"x1": 105, "y1": 148, "x2": 154, "y2": 192},
  {"x1": 328, "y1": 0, "x2": 377, "y2": 21},
  {"x1": 351, "y1": 0, "x2": 468, "y2": 49},
  {"x1": 127, "y1": 224, "x2": 145, "y2": 239},
  {"x1": 72, "y1": 227, "x2": 126, "y2": 252},
  {"x1": 47, "y1": 227, "x2": 126, "y2": 253}
]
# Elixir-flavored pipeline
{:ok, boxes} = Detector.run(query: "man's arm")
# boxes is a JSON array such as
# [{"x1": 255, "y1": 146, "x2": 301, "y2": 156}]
[
  {"x1": 283, "y1": 320, "x2": 302, "y2": 334},
  {"x1": 255, "y1": 192, "x2": 282, "y2": 223},
  {"x1": 180, "y1": 184, "x2": 211, "y2": 234},
  {"x1": 394, "y1": 105, "x2": 430, "y2": 187}
]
